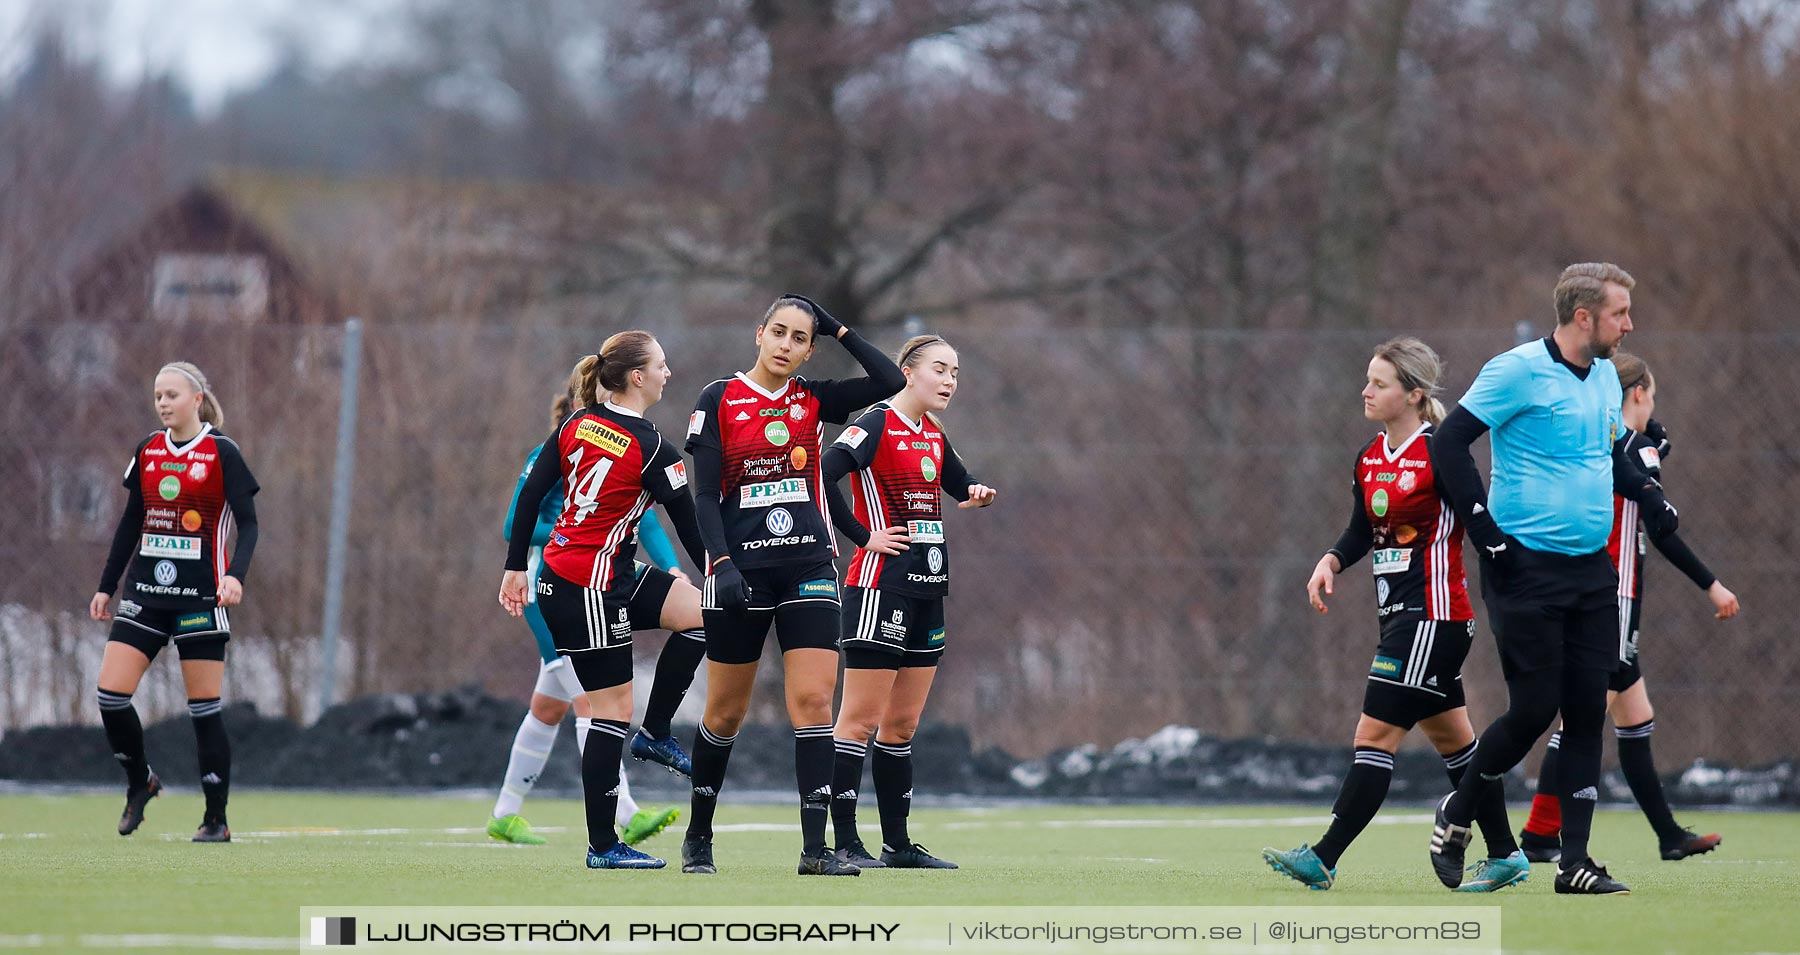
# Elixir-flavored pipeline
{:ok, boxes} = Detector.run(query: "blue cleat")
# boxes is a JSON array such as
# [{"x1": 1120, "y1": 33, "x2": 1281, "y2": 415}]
[
  {"x1": 631, "y1": 730, "x2": 693, "y2": 777},
  {"x1": 1261, "y1": 844, "x2": 1336, "y2": 890},
  {"x1": 586, "y1": 841, "x2": 666, "y2": 869},
  {"x1": 1456, "y1": 850, "x2": 1530, "y2": 892}
]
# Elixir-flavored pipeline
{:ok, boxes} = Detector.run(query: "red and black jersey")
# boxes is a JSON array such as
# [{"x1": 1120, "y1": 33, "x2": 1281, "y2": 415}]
[
  {"x1": 533, "y1": 404, "x2": 693, "y2": 591},
  {"x1": 1607, "y1": 428, "x2": 1716, "y2": 599},
  {"x1": 103, "y1": 425, "x2": 260, "y2": 608},
  {"x1": 831, "y1": 403, "x2": 975, "y2": 597},
  {"x1": 1330, "y1": 424, "x2": 1471, "y2": 622},
  {"x1": 686, "y1": 374, "x2": 855, "y2": 570}
]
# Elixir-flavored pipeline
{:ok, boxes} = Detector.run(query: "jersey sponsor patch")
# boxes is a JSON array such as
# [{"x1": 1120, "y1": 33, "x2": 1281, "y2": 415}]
[
  {"x1": 1638, "y1": 445, "x2": 1661, "y2": 470},
  {"x1": 575, "y1": 418, "x2": 632, "y2": 457},
  {"x1": 927, "y1": 546, "x2": 944, "y2": 574},
  {"x1": 740, "y1": 478, "x2": 810, "y2": 508},
  {"x1": 181, "y1": 509, "x2": 203, "y2": 531},
  {"x1": 664, "y1": 461, "x2": 688, "y2": 490},
  {"x1": 927, "y1": 626, "x2": 946, "y2": 648},
  {"x1": 140, "y1": 534, "x2": 202, "y2": 560},
  {"x1": 764, "y1": 420, "x2": 791, "y2": 446},
  {"x1": 765, "y1": 507, "x2": 795, "y2": 536},
  {"x1": 798, "y1": 579, "x2": 838, "y2": 598},
  {"x1": 837, "y1": 426, "x2": 868, "y2": 449},
  {"x1": 158, "y1": 475, "x2": 182, "y2": 500},
  {"x1": 1370, "y1": 655, "x2": 1403, "y2": 677},
  {"x1": 907, "y1": 519, "x2": 944, "y2": 543},
  {"x1": 1371, "y1": 548, "x2": 1412, "y2": 575},
  {"x1": 687, "y1": 410, "x2": 705, "y2": 436},
  {"x1": 176, "y1": 611, "x2": 215, "y2": 633}
]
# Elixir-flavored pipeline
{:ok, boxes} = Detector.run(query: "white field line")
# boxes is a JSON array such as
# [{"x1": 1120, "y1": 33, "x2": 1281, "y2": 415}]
[{"x1": 0, "y1": 936, "x2": 292, "y2": 951}]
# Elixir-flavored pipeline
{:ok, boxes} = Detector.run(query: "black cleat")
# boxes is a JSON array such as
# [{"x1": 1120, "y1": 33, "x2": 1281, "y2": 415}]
[
  {"x1": 1660, "y1": 828, "x2": 1721, "y2": 861},
  {"x1": 1429, "y1": 794, "x2": 1473, "y2": 888},
  {"x1": 799, "y1": 847, "x2": 860, "y2": 875},
  {"x1": 118, "y1": 773, "x2": 162, "y2": 836},
  {"x1": 680, "y1": 835, "x2": 716, "y2": 874},
  {"x1": 192, "y1": 819, "x2": 231, "y2": 843},
  {"x1": 1519, "y1": 829, "x2": 1562, "y2": 864},
  {"x1": 881, "y1": 841, "x2": 958, "y2": 869},
  {"x1": 1555, "y1": 857, "x2": 1631, "y2": 895},
  {"x1": 835, "y1": 840, "x2": 886, "y2": 869}
]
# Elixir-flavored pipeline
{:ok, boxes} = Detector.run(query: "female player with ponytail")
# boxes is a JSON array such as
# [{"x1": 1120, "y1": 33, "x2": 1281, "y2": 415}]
[
  {"x1": 91, "y1": 362, "x2": 260, "y2": 842},
  {"x1": 821, "y1": 334, "x2": 995, "y2": 870},
  {"x1": 499, "y1": 331, "x2": 709, "y2": 869},
  {"x1": 1262, "y1": 338, "x2": 1527, "y2": 891}
]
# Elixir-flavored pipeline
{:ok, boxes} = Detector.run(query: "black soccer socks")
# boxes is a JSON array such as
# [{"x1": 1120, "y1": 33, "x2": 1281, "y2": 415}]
[
  {"x1": 1313, "y1": 747, "x2": 1394, "y2": 869},
  {"x1": 582, "y1": 719, "x2": 630, "y2": 852},
  {"x1": 188, "y1": 697, "x2": 230, "y2": 823},
  {"x1": 98, "y1": 688, "x2": 150, "y2": 790},
  {"x1": 641, "y1": 630, "x2": 705, "y2": 740}
]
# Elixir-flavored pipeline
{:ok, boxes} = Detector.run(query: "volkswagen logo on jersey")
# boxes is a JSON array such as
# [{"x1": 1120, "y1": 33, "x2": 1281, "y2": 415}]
[
  {"x1": 766, "y1": 507, "x2": 795, "y2": 537},
  {"x1": 154, "y1": 560, "x2": 178, "y2": 586},
  {"x1": 1376, "y1": 577, "x2": 1390, "y2": 605},
  {"x1": 927, "y1": 546, "x2": 944, "y2": 574}
]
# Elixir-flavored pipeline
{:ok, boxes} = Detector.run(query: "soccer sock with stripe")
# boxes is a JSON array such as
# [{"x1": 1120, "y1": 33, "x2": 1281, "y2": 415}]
[
  {"x1": 494, "y1": 713, "x2": 559, "y2": 819},
  {"x1": 1616, "y1": 720, "x2": 1683, "y2": 843},
  {"x1": 1443, "y1": 741, "x2": 1518, "y2": 858},
  {"x1": 830, "y1": 737, "x2": 868, "y2": 846},
  {"x1": 581, "y1": 718, "x2": 630, "y2": 853},
  {"x1": 795, "y1": 725, "x2": 834, "y2": 855},
  {"x1": 1555, "y1": 667, "x2": 1610, "y2": 868},
  {"x1": 97, "y1": 688, "x2": 150, "y2": 790},
  {"x1": 188, "y1": 697, "x2": 230, "y2": 824},
  {"x1": 641, "y1": 629, "x2": 705, "y2": 739},
  {"x1": 1311, "y1": 747, "x2": 1393, "y2": 869},
  {"x1": 1522, "y1": 732, "x2": 1563, "y2": 837},
  {"x1": 686, "y1": 723, "x2": 736, "y2": 839},
  {"x1": 871, "y1": 739, "x2": 915, "y2": 850}
]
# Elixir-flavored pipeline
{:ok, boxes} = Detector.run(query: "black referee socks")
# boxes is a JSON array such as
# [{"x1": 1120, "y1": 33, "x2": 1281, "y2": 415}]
[
  {"x1": 795, "y1": 725, "x2": 834, "y2": 854},
  {"x1": 871, "y1": 739, "x2": 915, "y2": 850},
  {"x1": 1313, "y1": 747, "x2": 1393, "y2": 869},
  {"x1": 188, "y1": 697, "x2": 230, "y2": 824},
  {"x1": 582, "y1": 718, "x2": 630, "y2": 852},
  {"x1": 641, "y1": 629, "x2": 705, "y2": 740},
  {"x1": 98, "y1": 688, "x2": 150, "y2": 790}
]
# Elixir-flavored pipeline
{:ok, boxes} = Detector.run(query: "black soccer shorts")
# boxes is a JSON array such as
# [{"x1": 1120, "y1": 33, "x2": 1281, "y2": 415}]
[
  {"x1": 1361, "y1": 616, "x2": 1473, "y2": 728},
  {"x1": 107, "y1": 600, "x2": 229, "y2": 662},
  {"x1": 702, "y1": 560, "x2": 840, "y2": 665},
  {"x1": 536, "y1": 562, "x2": 678, "y2": 691},
  {"x1": 840, "y1": 587, "x2": 945, "y2": 670},
  {"x1": 1480, "y1": 546, "x2": 1620, "y2": 680}
]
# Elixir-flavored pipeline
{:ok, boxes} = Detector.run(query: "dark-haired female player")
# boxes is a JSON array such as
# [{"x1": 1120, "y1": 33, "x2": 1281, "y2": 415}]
[
  {"x1": 679, "y1": 295, "x2": 905, "y2": 876},
  {"x1": 1517, "y1": 353, "x2": 1740, "y2": 864},
  {"x1": 91, "y1": 361, "x2": 259, "y2": 842},
  {"x1": 821, "y1": 335, "x2": 995, "y2": 870},
  {"x1": 499, "y1": 331, "x2": 709, "y2": 870},
  {"x1": 1262, "y1": 338, "x2": 1527, "y2": 891}
]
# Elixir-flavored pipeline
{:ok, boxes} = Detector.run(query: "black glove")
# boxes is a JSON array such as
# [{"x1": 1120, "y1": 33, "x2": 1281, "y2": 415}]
[
  {"x1": 782, "y1": 293, "x2": 844, "y2": 339},
  {"x1": 1640, "y1": 487, "x2": 1680, "y2": 538},
  {"x1": 709, "y1": 559, "x2": 749, "y2": 610},
  {"x1": 1466, "y1": 503, "x2": 1519, "y2": 577},
  {"x1": 1644, "y1": 418, "x2": 1671, "y2": 460}
]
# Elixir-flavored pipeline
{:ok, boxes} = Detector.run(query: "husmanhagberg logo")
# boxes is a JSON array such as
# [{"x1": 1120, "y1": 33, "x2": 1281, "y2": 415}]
[
  {"x1": 575, "y1": 419, "x2": 632, "y2": 457},
  {"x1": 740, "y1": 478, "x2": 809, "y2": 508}
]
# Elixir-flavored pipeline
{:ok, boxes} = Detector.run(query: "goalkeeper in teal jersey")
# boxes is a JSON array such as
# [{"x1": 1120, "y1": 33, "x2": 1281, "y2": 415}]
[{"x1": 486, "y1": 385, "x2": 708, "y2": 847}]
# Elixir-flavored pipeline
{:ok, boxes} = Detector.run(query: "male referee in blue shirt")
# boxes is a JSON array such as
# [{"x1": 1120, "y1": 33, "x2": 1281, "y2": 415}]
[{"x1": 1427, "y1": 263, "x2": 1678, "y2": 895}]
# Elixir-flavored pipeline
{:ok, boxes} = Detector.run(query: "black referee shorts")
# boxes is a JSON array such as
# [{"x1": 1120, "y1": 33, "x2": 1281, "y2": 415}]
[{"x1": 1480, "y1": 545, "x2": 1619, "y2": 680}]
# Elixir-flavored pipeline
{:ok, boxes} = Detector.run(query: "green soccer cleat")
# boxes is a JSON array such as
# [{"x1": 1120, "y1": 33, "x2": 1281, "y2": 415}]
[
  {"x1": 1456, "y1": 850, "x2": 1530, "y2": 892},
  {"x1": 1262, "y1": 844, "x2": 1336, "y2": 890},
  {"x1": 487, "y1": 813, "x2": 546, "y2": 845},
  {"x1": 621, "y1": 807, "x2": 680, "y2": 846}
]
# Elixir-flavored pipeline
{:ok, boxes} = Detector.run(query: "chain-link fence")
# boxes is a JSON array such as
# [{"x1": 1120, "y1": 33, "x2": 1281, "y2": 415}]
[{"x1": 2, "y1": 320, "x2": 1792, "y2": 767}]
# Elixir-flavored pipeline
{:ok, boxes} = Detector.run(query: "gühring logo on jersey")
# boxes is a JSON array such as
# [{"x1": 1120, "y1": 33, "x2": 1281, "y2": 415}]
[
  {"x1": 764, "y1": 420, "x2": 791, "y2": 446},
  {"x1": 740, "y1": 478, "x2": 809, "y2": 508},
  {"x1": 576, "y1": 419, "x2": 632, "y2": 457},
  {"x1": 765, "y1": 507, "x2": 795, "y2": 537},
  {"x1": 906, "y1": 520, "x2": 945, "y2": 543},
  {"x1": 140, "y1": 534, "x2": 201, "y2": 560},
  {"x1": 158, "y1": 475, "x2": 182, "y2": 500}
]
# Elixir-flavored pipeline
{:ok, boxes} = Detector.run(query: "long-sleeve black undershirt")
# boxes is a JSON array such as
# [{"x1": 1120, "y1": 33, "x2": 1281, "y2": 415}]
[{"x1": 505, "y1": 433, "x2": 561, "y2": 572}]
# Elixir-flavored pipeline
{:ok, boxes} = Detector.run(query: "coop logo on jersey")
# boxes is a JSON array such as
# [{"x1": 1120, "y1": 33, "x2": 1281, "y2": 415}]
[
  {"x1": 764, "y1": 421, "x2": 791, "y2": 446},
  {"x1": 1371, "y1": 488, "x2": 1389, "y2": 517},
  {"x1": 1397, "y1": 470, "x2": 1416, "y2": 492},
  {"x1": 158, "y1": 476, "x2": 182, "y2": 500},
  {"x1": 576, "y1": 419, "x2": 633, "y2": 457},
  {"x1": 189, "y1": 462, "x2": 208, "y2": 483},
  {"x1": 907, "y1": 520, "x2": 944, "y2": 544},
  {"x1": 760, "y1": 407, "x2": 789, "y2": 417},
  {"x1": 920, "y1": 457, "x2": 937, "y2": 482},
  {"x1": 927, "y1": 546, "x2": 944, "y2": 574},
  {"x1": 766, "y1": 507, "x2": 795, "y2": 537},
  {"x1": 141, "y1": 534, "x2": 201, "y2": 560},
  {"x1": 664, "y1": 461, "x2": 688, "y2": 490},
  {"x1": 837, "y1": 426, "x2": 868, "y2": 449},
  {"x1": 741, "y1": 478, "x2": 810, "y2": 507},
  {"x1": 181, "y1": 509, "x2": 203, "y2": 532},
  {"x1": 153, "y1": 560, "x2": 178, "y2": 586}
]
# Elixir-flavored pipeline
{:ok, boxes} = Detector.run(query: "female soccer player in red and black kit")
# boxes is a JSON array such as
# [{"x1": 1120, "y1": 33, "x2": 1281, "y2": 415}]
[
  {"x1": 678, "y1": 295, "x2": 904, "y2": 876},
  {"x1": 499, "y1": 331, "x2": 710, "y2": 870},
  {"x1": 1517, "y1": 353, "x2": 1740, "y2": 864},
  {"x1": 1262, "y1": 338, "x2": 1527, "y2": 891},
  {"x1": 821, "y1": 335, "x2": 996, "y2": 870},
  {"x1": 90, "y1": 362, "x2": 259, "y2": 842}
]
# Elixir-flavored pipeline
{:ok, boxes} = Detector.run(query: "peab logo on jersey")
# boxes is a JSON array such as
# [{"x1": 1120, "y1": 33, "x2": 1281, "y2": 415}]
[
  {"x1": 907, "y1": 520, "x2": 944, "y2": 543},
  {"x1": 766, "y1": 507, "x2": 795, "y2": 537},
  {"x1": 141, "y1": 534, "x2": 201, "y2": 560},
  {"x1": 741, "y1": 478, "x2": 809, "y2": 507},
  {"x1": 153, "y1": 560, "x2": 178, "y2": 586}
]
